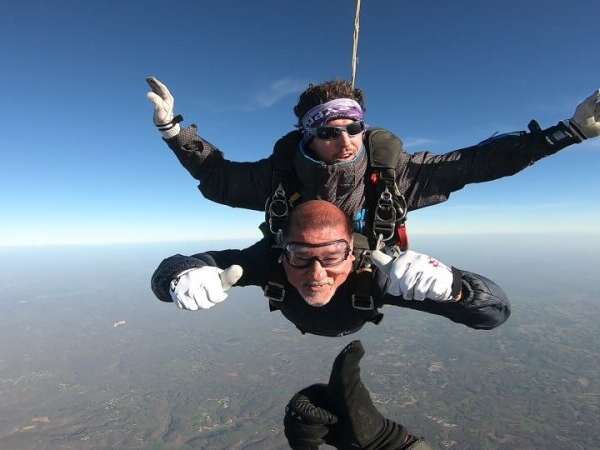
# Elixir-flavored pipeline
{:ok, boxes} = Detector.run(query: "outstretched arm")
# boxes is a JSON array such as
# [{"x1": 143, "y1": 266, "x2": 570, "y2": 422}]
[
  {"x1": 165, "y1": 127, "x2": 274, "y2": 210},
  {"x1": 400, "y1": 121, "x2": 580, "y2": 211},
  {"x1": 146, "y1": 77, "x2": 274, "y2": 211},
  {"x1": 371, "y1": 250, "x2": 510, "y2": 330},
  {"x1": 399, "y1": 90, "x2": 600, "y2": 211},
  {"x1": 392, "y1": 270, "x2": 511, "y2": 330},
  {"x1": 150, "y1": 239, "x2": 271, "y2": 305}
]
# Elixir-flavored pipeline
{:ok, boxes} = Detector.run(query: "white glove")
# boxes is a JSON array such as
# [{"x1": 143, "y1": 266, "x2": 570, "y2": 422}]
[
  {"x1": 169, "y1": 265, "x2": 243, "y2": 310},
  {"x1": 568, "y1": 89, "x2": 600, "y2": 139},
  {"x1": 370, "y1": 250, "x2": 455, "y2": 302},
  {"x1": 146, "y1": 76, "x2": 181, "y2": 139}
]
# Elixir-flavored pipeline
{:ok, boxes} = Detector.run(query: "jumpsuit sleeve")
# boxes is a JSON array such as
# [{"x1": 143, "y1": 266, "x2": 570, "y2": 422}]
[
  {"x1": 163, "y1": 124, "x2": 274, "y2": 211},
  {"x1": 397, "y1": 121, "x2": 582, "y2": 211},
  {"x1": 382, "y1": 270, "x2": 511, "y2": 330},
  {"x1": 150, "y1": 239, "x2": 271, "y2": 303}
]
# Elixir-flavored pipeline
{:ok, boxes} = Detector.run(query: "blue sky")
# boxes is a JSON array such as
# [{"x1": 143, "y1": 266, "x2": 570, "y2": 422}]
[{"x1": 1, "y1": 0, "x2": 598, "y2": 246}]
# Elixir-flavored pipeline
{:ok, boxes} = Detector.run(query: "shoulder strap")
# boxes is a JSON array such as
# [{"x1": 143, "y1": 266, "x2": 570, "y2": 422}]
[
  {"x1": 264, "y1": 131, "x2": 303, "y2": 245},
  {"x1": 364, "y1": 128, "x2": 409, "y2": 250},
  {"x1": 366, "y1": 128, "x2": 404, "y2": 171}
]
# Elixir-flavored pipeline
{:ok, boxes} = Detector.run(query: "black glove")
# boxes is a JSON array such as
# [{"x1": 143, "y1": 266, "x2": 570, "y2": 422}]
[
  {"x1": 284, "y1": 340, "x2": 427, "y2": 449},
  {"x1": 284, "y1": 384, "x2": 337, "y2": 450},
  {"x1": 327, "y1": 340, "x2": 409, "y2": 449}
]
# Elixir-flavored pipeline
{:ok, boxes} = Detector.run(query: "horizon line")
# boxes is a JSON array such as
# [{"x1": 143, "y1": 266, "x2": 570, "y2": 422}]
[{"x1": 2, "y1": 230, "x2": 599, "y2": 248}]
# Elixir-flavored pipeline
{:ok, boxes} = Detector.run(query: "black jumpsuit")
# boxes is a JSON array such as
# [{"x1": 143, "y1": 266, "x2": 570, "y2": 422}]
[
  {"x1": 163, "y1": 121, "x2": 580, "y2": 214},
  {"x1": 151, "y1": 238, "x2": 511, "y2": 337}
]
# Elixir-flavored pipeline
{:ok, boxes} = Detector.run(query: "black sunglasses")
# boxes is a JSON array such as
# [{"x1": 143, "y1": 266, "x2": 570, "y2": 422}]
[{"x1": 314, "y1": 121, "x2": 366, "y2": 140}]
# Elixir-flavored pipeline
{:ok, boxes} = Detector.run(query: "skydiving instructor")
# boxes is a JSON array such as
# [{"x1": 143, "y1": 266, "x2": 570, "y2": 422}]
[{"x1": 146, "y1": 77, "x2": 600, "y2": 250}]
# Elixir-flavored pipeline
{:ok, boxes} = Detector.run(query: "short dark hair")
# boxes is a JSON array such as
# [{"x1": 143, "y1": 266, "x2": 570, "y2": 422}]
[
  {"x1": 293, "y1": 80, "x2": 366, "y2": 127},
  {"x1": 284, "y1": 200, "x2": 353, "y2": 243}
]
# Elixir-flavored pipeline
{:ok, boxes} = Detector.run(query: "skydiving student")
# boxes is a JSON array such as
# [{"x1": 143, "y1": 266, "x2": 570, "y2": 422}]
[
  {"x1": 284, "y1": 340, "x2": 433, "y2": 450},
  {"x1": 151, "y1": 201, "x2": 510, "y2": 337},
  {"x1": 146, "y1": 77, "x2": 600, "y2": 250}
]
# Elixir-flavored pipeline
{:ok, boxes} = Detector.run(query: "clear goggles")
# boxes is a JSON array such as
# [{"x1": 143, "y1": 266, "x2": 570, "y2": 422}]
[
  {"x1": 307, "y1": 120, "x2": 366, "y2": 141},
  {"x1": 283, "y1": 239, "x2": 351, "y2": 268}
]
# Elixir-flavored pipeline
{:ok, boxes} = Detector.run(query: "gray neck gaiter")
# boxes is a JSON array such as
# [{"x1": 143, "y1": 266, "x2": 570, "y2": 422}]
[{"x1": 294, "y1": 143, "x2": 367, "y2": 219}]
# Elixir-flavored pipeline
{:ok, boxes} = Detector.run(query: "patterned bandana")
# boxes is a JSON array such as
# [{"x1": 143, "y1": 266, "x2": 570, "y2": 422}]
[{"x1": 301, "y1": 98, "x2": 364, "y2": 132}]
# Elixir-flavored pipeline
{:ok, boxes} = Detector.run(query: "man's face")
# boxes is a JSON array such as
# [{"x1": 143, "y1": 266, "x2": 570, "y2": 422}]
[
  {"x1": 282, "y1": 223, "x2": 355, "y2": 307},
  {"x1": 308, "y1": 118, "x2": 364, "y2": 164}
]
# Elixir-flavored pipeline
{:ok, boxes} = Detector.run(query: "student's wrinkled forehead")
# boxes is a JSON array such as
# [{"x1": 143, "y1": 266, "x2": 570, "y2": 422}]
[
  {"x1": 285, "y1": 221, "x2": 352, "y2": 247},
  {"x1": 284, "y1": 201, "x2": 354, "y2": 245}
]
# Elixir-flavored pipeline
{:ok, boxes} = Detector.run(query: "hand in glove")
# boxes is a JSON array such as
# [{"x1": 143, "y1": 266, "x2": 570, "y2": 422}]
[
  {"x1": 284, "y1": 384, "x2": 337, "y2": 450},
  {"x1": 146, "y1": 76, "x2": 181, "y2": 139},
  {"x1": 327, "y1": 340, "x2": 411, "y2": 450},
  {"x1": 284, "y1": 341, "x2": 427, "y2": 450},
  {"x1": 370, "y1": 249, "x2": 455, "y2": 301},
  {"x1": 169, "y1": 265, "x2": 243, "y2": 310},
  {"x1": 568, "y1": 89, "x2": 600, "y2": 139}
]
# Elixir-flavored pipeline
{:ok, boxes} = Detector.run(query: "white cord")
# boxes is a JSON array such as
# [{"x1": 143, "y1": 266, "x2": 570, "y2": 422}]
[{"x1": 351, "y1": 0, "x2": 361, "y2": 90}]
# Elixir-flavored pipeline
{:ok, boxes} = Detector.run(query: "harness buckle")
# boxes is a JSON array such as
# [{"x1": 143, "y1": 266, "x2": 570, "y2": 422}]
[
  {"x1": 267, "y1": 183, "x2": 288, "y2": 233},
  {"x1": 352, "y1": 294, "x2": 374, "y2": 311},
  {"x1": 373, "y1": 187, "x2": 397, "y2": 242},
  {"x1": 264, "y1": 281, "x2": 286, "y2": 302},
  {"x1": 265, "y1": 183, "x2": 289, "y2": 247}
]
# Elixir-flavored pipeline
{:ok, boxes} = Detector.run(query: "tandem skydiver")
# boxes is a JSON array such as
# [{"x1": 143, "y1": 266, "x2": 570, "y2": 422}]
[
  {"x1": 146, "y1": 77, "x2": 600, "y2": 250},
  {"x1": 284, "y1": 340, "x2": 432, "y2": 450},
  {"x1": 151, "y1": 201, "x2": 510, "y2": 337}
]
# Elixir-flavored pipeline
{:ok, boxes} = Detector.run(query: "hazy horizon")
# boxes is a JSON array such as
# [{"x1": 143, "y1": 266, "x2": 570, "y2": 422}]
[{"x1": 1, "y1": 235, "x2": 599, "y2": 449}]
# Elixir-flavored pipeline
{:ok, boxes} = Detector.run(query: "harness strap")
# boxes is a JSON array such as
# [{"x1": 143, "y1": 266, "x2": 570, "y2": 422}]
[
  {"x1": 265, "y1": 183, "x2": 288, "y2": 246},
  {"x1": 265, "y1": 131, "x2": 303, "y2": 246},
  {"x1": 366, "y1": 129, "x2": 409, "y2": 251},
  {"x1": 265, "y1": 248, "x2": 286, "y2": 310},
  {"x1": 352, "y1": 268, "x2": 374, "y2": 309},
  {"x1": 351, "y1": 267, "x2": 384, "y2": 324},
  {"x1": 351, "y1": 233, "x2": 384, "y2": 324}
]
